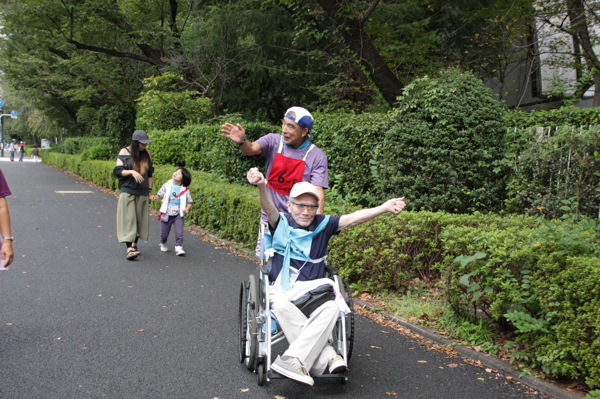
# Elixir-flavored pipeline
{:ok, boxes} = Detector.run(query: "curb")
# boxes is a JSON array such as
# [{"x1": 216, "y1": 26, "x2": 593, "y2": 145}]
[{"x1": 353, "y1": 298, "x2": 581, "y2": 399}]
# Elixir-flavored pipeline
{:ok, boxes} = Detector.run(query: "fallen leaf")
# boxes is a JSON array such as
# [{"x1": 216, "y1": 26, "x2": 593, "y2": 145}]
[
  {"x1": 386, "y1": 393, "x2": 397, "y2": 396},
  {"x1": 274, "y1": 396, "x2": 286, "y2": 399},
  {"x1": 370, "y1": 345, "x2": 381, "y2": 349},
  {"x1": 447, "y1": 363, "x2": 459, "y2": 368},
  {"x1": 485, "y1": 368, "x2": 494, "y2": 373},
  {"x1": 418, "y1": 360, "x2": 427, "y2": 363},
  {"x1": 239, "y1": 388, "x2": 249, "y2": 392},
  {"x1": 56, "y1": 337, "x2": 61, "y2": 340},
  {"x1": 474, "y1": 345, "x2": 481, "y2": 352},
  {"x1": 136, "y1": 329, "x2": 145, "y2": 333}
]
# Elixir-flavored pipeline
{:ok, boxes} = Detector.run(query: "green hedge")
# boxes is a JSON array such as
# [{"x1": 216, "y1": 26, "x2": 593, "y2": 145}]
[
  {"x1": 148, "y1": 120, "x2": 277, "y2": 186},
  {"x1": 506, "y1": 105, "x2": 600, "y2": 128}
]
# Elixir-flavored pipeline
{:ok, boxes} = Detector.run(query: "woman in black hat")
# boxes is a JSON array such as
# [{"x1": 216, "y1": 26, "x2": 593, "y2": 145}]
[{"x1": 113, "y1": 130, "x2": 155, "y2": 260}]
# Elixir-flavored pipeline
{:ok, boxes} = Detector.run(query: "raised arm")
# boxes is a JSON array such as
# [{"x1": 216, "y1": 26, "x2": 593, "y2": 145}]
[
  {"x1": 338, "y1": 197, "x2": 405, "y2": 231},
  {"x1": 247, "y1": 168, "x2": 279, "y2": 228},
  {"x1": 221, "y1": 123, "x2": 262, "y2": 156}
]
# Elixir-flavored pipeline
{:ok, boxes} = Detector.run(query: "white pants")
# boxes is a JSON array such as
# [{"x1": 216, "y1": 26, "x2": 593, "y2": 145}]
[{"x1": 270, "y1": 285, "x2": 339, "y2": 375}]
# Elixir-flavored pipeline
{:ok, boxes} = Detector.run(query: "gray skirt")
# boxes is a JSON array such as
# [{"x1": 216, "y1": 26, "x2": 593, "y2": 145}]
[{"x1": 116, "y1": 193, "x2": 149, "y2": 243}]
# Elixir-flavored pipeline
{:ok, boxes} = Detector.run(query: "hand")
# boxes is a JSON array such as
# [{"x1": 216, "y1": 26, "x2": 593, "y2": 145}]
[
  {"x1": 221, "y1": 123, "x2": 246, "y2": 144},
  {"x1": 384, "y1": 197, "x2": 406, "y2": 215},
  {"x1": 246, "y1": 167, "x2": 265, "y2": 185},
  {"x1": 131, "y1": 170, "x2": 144, "y2": 183},
  {"x1": 1, "y1": 240, "x2": 14, "y2": 269},
  {"x1": 149, "y1": 195, "x2": 158, "y2": 201}
]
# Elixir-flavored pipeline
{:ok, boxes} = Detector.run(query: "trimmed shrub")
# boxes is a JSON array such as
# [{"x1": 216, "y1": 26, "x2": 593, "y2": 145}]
[
  {"x1": 373, "y1": 68, "x2": 508, "y2": 213},
  {"x1": 525, "y1": 255, "x2": 600, "y2": 388}
]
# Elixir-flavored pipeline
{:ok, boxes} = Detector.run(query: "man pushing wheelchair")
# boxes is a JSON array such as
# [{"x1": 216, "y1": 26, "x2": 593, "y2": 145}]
[{"x1": 246, "y1": 167, "x2": 406, "y2": 386}]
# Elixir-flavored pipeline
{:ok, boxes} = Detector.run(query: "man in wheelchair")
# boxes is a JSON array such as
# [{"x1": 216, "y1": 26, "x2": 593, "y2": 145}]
[{"x1": 246, "y1": 167, "x2": 406, "y2": 386}]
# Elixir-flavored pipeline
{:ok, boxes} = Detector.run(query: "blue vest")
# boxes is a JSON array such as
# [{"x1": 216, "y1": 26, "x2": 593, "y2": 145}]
[{"x1": 265, "y1": 213, "x2": 330, "y2": 291}]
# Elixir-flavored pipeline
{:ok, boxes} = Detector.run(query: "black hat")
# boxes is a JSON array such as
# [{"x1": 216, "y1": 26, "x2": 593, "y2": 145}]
[{"x1": 132, "y1": 130, "x2": 153, "y2": 144}]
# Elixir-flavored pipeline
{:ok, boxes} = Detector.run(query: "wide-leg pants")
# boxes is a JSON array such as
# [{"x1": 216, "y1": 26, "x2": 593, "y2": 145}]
[
  {"x1": 116, "y1": 193, "x2": 149, "y2": 243},
  {"x1": 270, "y1": 285, "x2": 339, "y2": 375}
]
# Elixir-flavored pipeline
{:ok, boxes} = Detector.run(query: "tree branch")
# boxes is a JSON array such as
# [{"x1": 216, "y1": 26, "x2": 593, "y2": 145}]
[{"x1": 66, "y1": 39, "x2": 164, "y2": 66}]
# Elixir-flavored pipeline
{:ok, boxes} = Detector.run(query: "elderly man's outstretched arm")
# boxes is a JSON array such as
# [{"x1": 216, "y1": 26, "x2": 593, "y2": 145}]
[{"x1": 337, "y1": 197, "x2": 406, "y2": 231}]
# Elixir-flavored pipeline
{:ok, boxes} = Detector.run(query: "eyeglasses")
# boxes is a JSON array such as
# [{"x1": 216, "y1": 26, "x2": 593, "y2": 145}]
[{"x1": 290, "y1": 201, "x2": 318, "y2": 212}]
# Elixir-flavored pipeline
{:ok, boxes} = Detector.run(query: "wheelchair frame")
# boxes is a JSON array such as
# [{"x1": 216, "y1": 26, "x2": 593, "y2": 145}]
[{"x1": 238, "y1": 261, "x2": 355, "y2": 386}]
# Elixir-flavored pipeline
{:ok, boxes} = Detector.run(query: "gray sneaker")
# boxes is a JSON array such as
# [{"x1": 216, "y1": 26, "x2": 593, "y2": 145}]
[{"x1": 271, "y1": 356, "x2": 314, "y2": 386}]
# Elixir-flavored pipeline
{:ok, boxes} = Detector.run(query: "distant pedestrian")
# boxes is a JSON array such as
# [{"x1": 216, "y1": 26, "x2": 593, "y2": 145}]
[
  {"x1": 0, "y1": 169, "x2": 14, "y2": 269},
  {"x1": 113, "y1": 130, "x2": 154, "y2": 260},
  {"x1": 8, "y1": 141, "x2": 15, "y2": 161},
  {"x1": 151, "y1": 167, "x2": 193, "y2": 256},
  {"x1": 17, "y1": 142, "x2": 24, "y2": 162},
  {"x1": 31, "y1": 146, "x2": 40, "y2": 162}
]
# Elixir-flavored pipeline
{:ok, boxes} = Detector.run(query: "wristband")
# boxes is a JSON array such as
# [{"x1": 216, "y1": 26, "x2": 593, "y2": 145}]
[{"x1": 237, "y1": 139, "x2": 246, "y2": 146}]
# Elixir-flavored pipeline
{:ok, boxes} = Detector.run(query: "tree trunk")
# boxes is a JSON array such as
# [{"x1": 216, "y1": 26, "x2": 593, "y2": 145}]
[
  {"x1": 565, "y1": 0, "x2": 600, "y2": 105},
  {"x1": 314, "y1": 0, "x2": 404, "y2": 106}
]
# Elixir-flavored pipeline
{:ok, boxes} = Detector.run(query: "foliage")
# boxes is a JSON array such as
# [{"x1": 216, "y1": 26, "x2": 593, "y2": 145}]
[
  {"x1": 503, "y1": 125, "x2": 600, "y2": 219},
  {"x1": 50, "y1": 137, "x2": 115, "y2": 155},
  {"x1": 80, "y1": 144, "x2": 114, "y2": 161},
  {"x1": 135, "y1": 73, "x2": 212, "y2": 132},
  {"x1": 523, "y1": 255, "x2": 600, "y2": 388},
  {"x1": 315, "y1": 111, "x2": 394, "y2": 206},
  {"x1": 90, "y1": 104, "x2": 137, "y2": 147},
  {"x1": 148, "y1": 118, "x2": 278, "y2": 185},
  {"x1": 506, "y1": 106, "x2": 600, "y2": 128},
  {"x1": 373, "y1": 68, "x2": 508, "y2": 213}
]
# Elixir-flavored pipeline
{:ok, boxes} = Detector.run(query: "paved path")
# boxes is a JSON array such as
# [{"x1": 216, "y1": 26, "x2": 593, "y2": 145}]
[{"x1": 0, "y1": 158, "x2": 564, "y2": 398}]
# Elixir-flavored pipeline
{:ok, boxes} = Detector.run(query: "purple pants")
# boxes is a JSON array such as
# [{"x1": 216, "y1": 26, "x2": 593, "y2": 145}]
[{"x1": 160, "y1": 215, "x2": 184, "y2": 246}]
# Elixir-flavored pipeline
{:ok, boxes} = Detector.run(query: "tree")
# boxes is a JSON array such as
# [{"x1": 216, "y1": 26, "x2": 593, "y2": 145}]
[{"x1": 536, "y1": 0, "x2": 600, "y2": 106}]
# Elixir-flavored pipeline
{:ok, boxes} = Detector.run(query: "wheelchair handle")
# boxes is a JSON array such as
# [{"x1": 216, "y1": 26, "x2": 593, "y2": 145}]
[{"x1": 324, "y1": 264, "x2": 339, "y2": 275}]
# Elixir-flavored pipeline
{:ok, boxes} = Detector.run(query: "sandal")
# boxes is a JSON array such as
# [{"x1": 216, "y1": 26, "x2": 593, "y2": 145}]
[
  {"x1": 131, "y1": 246, "x2": 140, "y2": 256},
  {"x1": 126, "y1": 247, "x2": 138, "y2": 260}
]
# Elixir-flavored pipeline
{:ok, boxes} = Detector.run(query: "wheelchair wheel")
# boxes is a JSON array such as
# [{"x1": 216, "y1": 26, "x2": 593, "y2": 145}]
[
  {"x1": 257, "y1": 363, "x2": 265, "y2": 386},
  {"x1": 342, "y1": 279, "x2": 355, "y2": 361},
  {"x1": 245, "y1": 274, "x2": 259, "y2": 371},
  {"x1": 238, "y1": 281, "x2": 247, "y2": 363}
]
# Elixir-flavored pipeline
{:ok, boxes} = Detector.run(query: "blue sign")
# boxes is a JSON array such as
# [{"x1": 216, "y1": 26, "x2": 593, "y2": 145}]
[
  {"x1": 0, "y1": 100, "x2": 4, "y2": 108},
  {"x1": 10, "y1": 111, "x2": 17, "y2": 117}
]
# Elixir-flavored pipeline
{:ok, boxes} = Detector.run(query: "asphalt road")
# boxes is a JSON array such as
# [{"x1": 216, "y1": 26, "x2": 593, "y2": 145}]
[{"x1": 0, "y1": 157, "x2": 552, "y2": 398}]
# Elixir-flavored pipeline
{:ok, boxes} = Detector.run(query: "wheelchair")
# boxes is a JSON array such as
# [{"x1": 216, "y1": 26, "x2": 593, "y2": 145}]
[{"x1": 238, "y1": 259, "x2": 355, "y2": 385}]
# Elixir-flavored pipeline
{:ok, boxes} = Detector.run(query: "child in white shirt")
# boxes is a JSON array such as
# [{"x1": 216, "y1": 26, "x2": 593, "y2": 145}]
[{"x1": 152, "y1": 168, "x2": 193, "y2": 255}]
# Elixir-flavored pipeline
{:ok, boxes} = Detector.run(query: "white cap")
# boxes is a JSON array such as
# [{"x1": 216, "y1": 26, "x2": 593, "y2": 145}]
[
  {"x1": 285, "y1": 107, "x2": 314, "y2": 132},
  {"x1": 289, "y1": 181, "x2": 319, "y2": 201}
]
